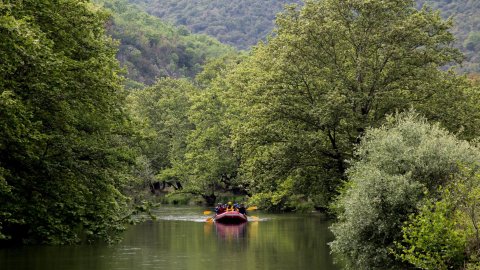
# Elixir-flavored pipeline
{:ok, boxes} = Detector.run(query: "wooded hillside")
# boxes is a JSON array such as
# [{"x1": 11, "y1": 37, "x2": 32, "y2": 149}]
[
  {"x1": 418, "y1": 0, "x2": 480, "y2": 72},
  {"x1": 95, "y1": 0, "x2": 234, "y2": 86},
  {"x1": 130, "y1": 0, "x2": 480, "y2": 72},
  {"x1": 128, "y1": 0, "x2": 301, "y2": 50}
]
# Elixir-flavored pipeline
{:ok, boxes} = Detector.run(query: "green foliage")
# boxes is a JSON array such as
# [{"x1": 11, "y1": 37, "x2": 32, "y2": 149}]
[
  {"x1": 94, "y1": 0, "x2": 235, "y2": 85},
  {"x1": 223, "y1": 0, "x2": 468, "y2": 211},
  {"x1": 127, "y1": 78, "x2": 195, "y2": 187},
  {"x1": 0, "y1": 0, "x2": 138, "y2": 244},
  {"x1": 464, "y1": 32, "x2": 480, "y2": 52},
  {"x1": 248, "y1": 176, "x2": 314, "y2": 212},
  {"x1": 395, "y1": 192, "x2": 466, "y2": 269},
  {"x1": 126, "y1": 56, "x2": 246, "y2": 204},
  {"x1": 178, "y1": 56, "x2": 242, "y2": 197},
  {"x1": 418, "y1": 0, "x2": 480, "y2": 72},
  {"x1": 330, "y1": 112, "x2": 480, "y2": 269},
  {"x1": 129, "y1": 0, "x2": 480, "y2": 72},
  {"x1": 416, "y1": 74, "x2": 480, "y2": 141},
  {"x1": 395, "y1": 166, "x2": 480, "y2": 269},
  {"x1": 131, "y1": 55, "x2": 244, "y2": 202},
  {"x1": 128, "y1": 0, "x2": 300, "y2": 50}
]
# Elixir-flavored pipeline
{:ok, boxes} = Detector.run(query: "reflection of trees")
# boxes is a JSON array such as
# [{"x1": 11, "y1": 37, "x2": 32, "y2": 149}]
[
  {"x1": 245, "y1": 217, "x2": 335, "y2": 269},
  {"x1": 121, "y1": 214, "x2": 337, "y2": 269}
]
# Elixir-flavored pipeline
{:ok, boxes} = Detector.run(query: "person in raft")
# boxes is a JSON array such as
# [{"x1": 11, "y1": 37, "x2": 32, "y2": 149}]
[
  {"x1": 238, "y1": 203, "x2": 247, "y2": 215},
  {"x1": 226, "y1": 201, "x2": 235, "y2": 212},
  {"x1": 215, "y1": 203, "x2": 225, "y2": 214}
]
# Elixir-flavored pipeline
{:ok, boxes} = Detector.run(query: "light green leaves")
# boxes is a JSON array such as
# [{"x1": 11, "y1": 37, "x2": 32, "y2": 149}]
[{"x1": 330, "y1": 111, "x2": 480, "y2": 269}]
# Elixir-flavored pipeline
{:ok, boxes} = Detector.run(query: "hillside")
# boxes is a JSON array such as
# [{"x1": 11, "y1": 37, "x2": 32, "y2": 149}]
[
  {"x1": 128, "y1": 0, "x2": 300, "y2": 50},
  {"x1": 130, "y1": 0, "x2": 480, "y2": 73},
  {"x1": 418, "y1": 0, "x2": 480, "y2": 72},
  {"x1": 95, "y1": 0, "x2": 234, "y2": 86}
]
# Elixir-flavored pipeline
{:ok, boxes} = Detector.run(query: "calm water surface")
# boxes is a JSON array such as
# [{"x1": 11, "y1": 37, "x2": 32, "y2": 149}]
[{"x1": 0, "y1": 206, "x2": 339, "y2": 270}]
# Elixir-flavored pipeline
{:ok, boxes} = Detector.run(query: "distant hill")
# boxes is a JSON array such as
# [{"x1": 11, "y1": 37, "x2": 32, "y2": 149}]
[
  {"x1": 418, "y1": 0, "x2": 480, "y2": 72},
  {"x1": 94, "y1": 0, "x2": 234, "y2": 86},
  {"x1": 128, "y1": 0, "x2": 300, "y2": 50},
  {"x1": 130, "y1": 0, "x2": 480, "y2": 73}
]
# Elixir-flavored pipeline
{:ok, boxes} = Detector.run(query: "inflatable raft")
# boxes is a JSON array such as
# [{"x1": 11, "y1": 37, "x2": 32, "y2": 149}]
[{"x1": 214, "y1": 211, "x2": 248, "y2": 224}]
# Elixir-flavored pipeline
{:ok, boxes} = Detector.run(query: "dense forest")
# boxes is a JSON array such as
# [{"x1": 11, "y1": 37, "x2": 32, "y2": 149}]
[
  {"x1": 130, "y1": 0, "x2": 480, "y2": 72},
  {"x1": 0, "y1": 0, "x2": 137, "y2": 244},
  {"x1": 95, "y1": 0, "x2": 234, "y2": 86},
  {"x1": 128, "y1": 0, "x2": 301, "y2": 50},
  {"x1": 2, "y1": 0, "x2": 480, "y2": 269}
]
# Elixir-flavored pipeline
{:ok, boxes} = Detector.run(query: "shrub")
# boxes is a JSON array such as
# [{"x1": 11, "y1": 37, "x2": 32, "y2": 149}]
[{"x1": 330, "y1": 111, "x2": 480, "y2": 269}]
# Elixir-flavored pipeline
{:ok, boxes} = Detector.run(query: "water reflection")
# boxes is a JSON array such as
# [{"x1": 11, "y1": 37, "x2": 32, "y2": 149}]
[
  {"x1": 214, "y1": 223, "x2": 247, "y2": 240},
  {"x1": 0, "y1": 207, "x2": 340, "y2": 270}
]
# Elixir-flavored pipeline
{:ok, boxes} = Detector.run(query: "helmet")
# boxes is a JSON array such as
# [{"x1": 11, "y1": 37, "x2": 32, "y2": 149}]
[{"x1": 228, "y1": 201, "x2": 232, "y2": 205}]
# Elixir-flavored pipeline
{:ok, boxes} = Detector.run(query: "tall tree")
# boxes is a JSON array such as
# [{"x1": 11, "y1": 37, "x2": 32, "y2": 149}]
[
  {"x1": 224, "y1": 0, "x2": 471, "y2": 210},
  {"x1": 0, "y1": 0, "x2": 135, "y2": 244},
  {"x1": 179, "y1": 56, "x2": 242, "y2": 205},
  {"x1": 129, "y1": 57, "x2": 243, "y2": 205},
  {"x1": 128, "y1": 78, "x2": 195, "y2": 191}
]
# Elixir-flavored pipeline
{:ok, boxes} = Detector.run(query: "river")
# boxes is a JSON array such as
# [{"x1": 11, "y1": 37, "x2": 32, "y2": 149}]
[{"x1": 0, "y1": 206, "x2": 339, "y2": 270}]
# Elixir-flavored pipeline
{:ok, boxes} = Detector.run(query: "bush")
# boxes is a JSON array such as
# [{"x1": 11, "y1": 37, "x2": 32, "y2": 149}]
[
  {"x1": 329, "y1": 111, "x2": 480, "y2": 269},
  {"x1": 395, "y1": 192, "x2": 466, "y2": 270},
  {"x1": 396, "y1": 166, "x2": 480, "y2": 269}
]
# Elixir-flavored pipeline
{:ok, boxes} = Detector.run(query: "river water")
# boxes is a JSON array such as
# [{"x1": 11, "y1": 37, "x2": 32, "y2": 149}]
[{"x1": 0, "y1": 206, "x2": 339, "y2": 270}]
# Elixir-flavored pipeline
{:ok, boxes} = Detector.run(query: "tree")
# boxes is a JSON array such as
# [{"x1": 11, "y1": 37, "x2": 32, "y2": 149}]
[
  {"x1": 178, "y1": 56, "x2": 243, "y2": 205},
  {"x1": 224, "y1": 0, "x2": 468, "y2": 210},
  {"x1": 127, "y1": 78, "x2": 195, "y2": 191},
  {"x1": 128, "y1": 0, "x2": 301, "y2": 50},
  {"x1": 329, "y1": 112, "x2": 480, "y2": 269},
  {"x1": 0, "y1": 0, "x2": 135, "y2": 244}
]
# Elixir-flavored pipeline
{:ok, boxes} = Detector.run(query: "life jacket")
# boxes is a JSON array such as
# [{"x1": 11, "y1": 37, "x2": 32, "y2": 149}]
[
  {"x1": 226, "y1": 205, "x2": 234, "y2": 212},
  {"x1": 216, "y1": 206, "x2": 225, "y2": 214}
]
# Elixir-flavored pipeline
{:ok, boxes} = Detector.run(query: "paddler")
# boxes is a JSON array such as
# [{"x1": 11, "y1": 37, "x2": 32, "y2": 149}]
[{"x1": 226, "y1": 201, "x2": 234, "y2": 212}]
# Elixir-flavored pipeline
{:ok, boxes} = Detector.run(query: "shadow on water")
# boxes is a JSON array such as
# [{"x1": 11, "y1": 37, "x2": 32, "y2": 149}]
[{"x1": 0, "y1": 206, "x2": 340, "y2": 270}]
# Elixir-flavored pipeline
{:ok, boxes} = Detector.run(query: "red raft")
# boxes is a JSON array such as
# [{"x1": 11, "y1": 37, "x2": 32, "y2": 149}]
[{"x1": 214, "y1": 211, "x2": 248, "y2": 224}]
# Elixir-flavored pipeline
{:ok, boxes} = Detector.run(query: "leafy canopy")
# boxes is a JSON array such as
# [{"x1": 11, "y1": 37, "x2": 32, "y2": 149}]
[
  {"x1": 0, "y1": 0, "x2": 136, "y2": 244},
  {"x1": 224, "y1": 0, "x2": 466, "y2": 210}
]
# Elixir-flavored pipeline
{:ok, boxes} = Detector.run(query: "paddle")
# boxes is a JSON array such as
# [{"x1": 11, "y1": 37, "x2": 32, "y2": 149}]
[
  {"x1": 244, "y1": 206, "x2": 259, "y2": 221},
  {"x1": 206, "y1": 217, "x2": 214, "y2": 223},
  {"x1": 249, "y1": 215, "x2": 260, "y2": 221},
  {"x1": 203, "y1": 209, "x2": 215, "y2": 222}
]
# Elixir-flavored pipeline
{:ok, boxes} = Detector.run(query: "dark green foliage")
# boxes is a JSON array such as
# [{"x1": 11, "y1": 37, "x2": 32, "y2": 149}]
[
  {"x1": 396, "y1": 192, "x2": 466, "y2": 269},
  {"x1": 0, "y1": 0, "x2": 136, "y2": 244},
  {"x1": 127, "y1": 56, "x2": 244, "y2": 202},
  {"x1": 127, "y1": 0, "x2": 301, "y2": 50},
  {"x1": 130, "y1": 0, "x2": 480, "y2": 72},
  {"x1": 178, "y1": 56, "x2": 242, "y2": 199},
  {"x1": 95, "y1": 0, "x2": 235, "y2": 85},
  {"x1": 394, "y1": 165, "x2": 480, "y2": 269}
]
